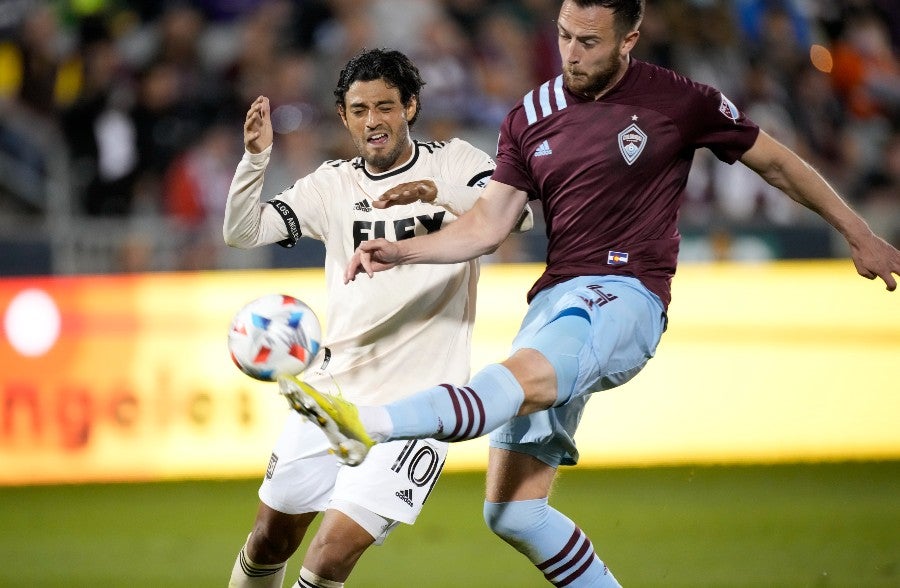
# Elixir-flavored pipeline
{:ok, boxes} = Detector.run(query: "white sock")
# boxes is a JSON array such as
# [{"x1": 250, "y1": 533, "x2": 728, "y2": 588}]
[
  {"x1": 294, "y1": 566, "x2": 344, "y2": 587},
  {"x1": 228, "y1": 542, "x2": 286, "y2": 588},
  {"x1": 358, "y1": 405, "x2": 392, "y2": 442}
]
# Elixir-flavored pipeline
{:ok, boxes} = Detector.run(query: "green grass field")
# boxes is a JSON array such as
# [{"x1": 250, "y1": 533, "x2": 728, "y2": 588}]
[{"x1": 1, "y1": 461, "x2": 898, "y2": 587}]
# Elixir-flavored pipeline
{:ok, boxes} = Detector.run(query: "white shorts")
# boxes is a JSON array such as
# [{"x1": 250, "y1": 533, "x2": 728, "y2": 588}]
[{"x1": 259, "y1": 411, "x2": 448, "y2": 544}]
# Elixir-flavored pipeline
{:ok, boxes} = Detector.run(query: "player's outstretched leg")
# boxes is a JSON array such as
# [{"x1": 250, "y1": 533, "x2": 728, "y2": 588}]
[
  {"x1": 278, "y1": 375, "x2": 374, "y2": 466},
  {"x1": 280, "y1": 364, "x2": 526, "y2": 466},
  {"x1": 385, "y1": 364, "x2": 525, "y2": 442}
]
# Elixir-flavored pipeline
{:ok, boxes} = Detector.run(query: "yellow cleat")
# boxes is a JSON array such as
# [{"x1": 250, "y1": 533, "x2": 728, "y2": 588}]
[{"x1": 277, "y1": 374, "x2": 375, "y2": 465}]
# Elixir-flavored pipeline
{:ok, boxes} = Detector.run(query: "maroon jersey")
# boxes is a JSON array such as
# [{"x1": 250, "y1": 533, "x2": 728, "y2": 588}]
[{"x1": 492, "y1": 58, "x2": 760, "y2": 308}]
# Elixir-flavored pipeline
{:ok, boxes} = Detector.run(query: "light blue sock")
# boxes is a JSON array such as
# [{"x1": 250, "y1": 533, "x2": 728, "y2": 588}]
[
  {"x1": 484, "y1": 498, "x2": 620, "y2": 587},
  {"x1": 385, "y1": 364, "x2": 524, "y2": 441}
]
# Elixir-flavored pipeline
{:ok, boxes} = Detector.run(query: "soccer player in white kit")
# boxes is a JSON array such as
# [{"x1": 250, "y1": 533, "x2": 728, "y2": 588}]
[{"x1": 224, "y1": 48, "x2": 531, "y2": 588}]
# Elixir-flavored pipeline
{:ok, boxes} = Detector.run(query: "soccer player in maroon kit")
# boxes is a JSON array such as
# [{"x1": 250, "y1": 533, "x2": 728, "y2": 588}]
[{"x1": 282, "y1": 1, "x2": 900, "y2": 585}]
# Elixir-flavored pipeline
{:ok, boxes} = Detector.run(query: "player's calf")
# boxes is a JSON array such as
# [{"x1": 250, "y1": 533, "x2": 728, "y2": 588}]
[
  {"x1": 484, "y1": 499, "x2": 621, "y2": 587},
  {"x1": 229, "y1": 535, "x2": 287, "y2": 588}
]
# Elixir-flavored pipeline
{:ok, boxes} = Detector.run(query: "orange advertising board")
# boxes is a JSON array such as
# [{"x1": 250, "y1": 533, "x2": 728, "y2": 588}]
[
  {"x1": 0, "y1": 270, "x2": 329, "y2": 485},
  {"x1": 1, "y1": 261, "x2": 899, "y2": 485}
]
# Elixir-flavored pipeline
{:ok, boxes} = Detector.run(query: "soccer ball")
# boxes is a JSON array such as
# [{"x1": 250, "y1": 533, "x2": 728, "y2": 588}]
[{"x1": 227, "y1": 294, "x2": 322, "y2": 381}]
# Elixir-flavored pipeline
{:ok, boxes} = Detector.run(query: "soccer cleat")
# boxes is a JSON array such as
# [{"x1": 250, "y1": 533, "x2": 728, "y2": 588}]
[{"x1": 277, "y1": 374, "x2": 375, "y2": 466}]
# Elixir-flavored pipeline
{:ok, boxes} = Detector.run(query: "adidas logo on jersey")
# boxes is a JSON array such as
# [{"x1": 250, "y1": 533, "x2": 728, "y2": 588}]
[
  {"x1": 534, "y1": 140, "x2": 553, "y2": 157},
  {"x1": 395, "y1": 488, "x2": 414, "y2": 507},
  {"x1": 354, "y1": 199, "x2": 372, "y2": 212}
]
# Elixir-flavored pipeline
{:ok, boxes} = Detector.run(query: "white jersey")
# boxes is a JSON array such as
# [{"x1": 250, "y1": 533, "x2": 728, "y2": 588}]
[{"x1": 225, "y1": 139, "x2": 495, "y2": 404}]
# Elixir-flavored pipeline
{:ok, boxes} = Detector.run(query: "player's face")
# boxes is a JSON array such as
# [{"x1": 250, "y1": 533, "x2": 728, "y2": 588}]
[
  {"x1": 556, "y1": 0, "x2": 639, "y2": 99},
  {"x1": 339, "y1": 79, "x2": 416, "y2": 173}
]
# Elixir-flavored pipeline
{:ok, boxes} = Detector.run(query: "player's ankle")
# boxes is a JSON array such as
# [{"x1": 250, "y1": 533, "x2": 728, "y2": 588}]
[
  {"x1": 295, "y1": 566, "x2": 344, "y2": 587},
  {"x1": 358, "y1": 405, "x2": 392, "y2": 442}
]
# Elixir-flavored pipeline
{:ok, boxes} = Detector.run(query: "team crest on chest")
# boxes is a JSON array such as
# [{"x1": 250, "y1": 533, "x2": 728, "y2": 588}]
[{"x1": 617, "y1": 123, "x2": 647, "y2": 165}]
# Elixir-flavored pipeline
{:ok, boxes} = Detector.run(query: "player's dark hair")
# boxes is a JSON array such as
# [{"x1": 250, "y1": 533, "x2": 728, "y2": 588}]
[
  {"x1": 334, "y1": 48, "x2": 425, "y2": 126},
  {"x1": 566, "y1": 0, "x2": 644, "y2": 36}
]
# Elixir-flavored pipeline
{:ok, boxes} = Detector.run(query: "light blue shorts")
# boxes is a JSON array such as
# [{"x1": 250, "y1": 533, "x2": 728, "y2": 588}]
[{"x1": 489, "y1": 275, "x2": 667, "y2": 466}]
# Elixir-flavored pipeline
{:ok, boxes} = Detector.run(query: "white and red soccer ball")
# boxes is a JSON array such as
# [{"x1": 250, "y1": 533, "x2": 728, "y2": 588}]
[{"x1": 228, "y1": 294, "x2": 322, "y2": 381}]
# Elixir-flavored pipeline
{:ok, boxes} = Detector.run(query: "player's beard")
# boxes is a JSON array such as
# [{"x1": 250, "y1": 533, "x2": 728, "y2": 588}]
[
  {"x1": 360, "y1": 124, "x2": 411, "y2": 173},
  {"x1": 564, "y1": 51, "x2": 624, "y2": 99}
]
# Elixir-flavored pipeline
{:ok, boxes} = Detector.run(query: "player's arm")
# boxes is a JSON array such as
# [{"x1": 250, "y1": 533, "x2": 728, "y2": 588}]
[
  {"x1": 345, "y1": 179, "x2": 528, "y2": 281},
  {"x1": 375, "y1": 138, "x2": 531, "y2": 230},
  {"x1": 374, "y1": 180, "x2": 534, "y2": 232},
  {"x1": 224, "y1": 96, "x2": 290, "y2": 248},
  {"x1": 740, "y1": 130, "x2": 900, "y2": 290}
]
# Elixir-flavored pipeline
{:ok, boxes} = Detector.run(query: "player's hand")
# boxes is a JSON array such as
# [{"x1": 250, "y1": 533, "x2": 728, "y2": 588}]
[
  {"x1": 849, "y1": 232, "x2": 900, "y2": 291},
  {"x1": 244, "y1": 96, "x2": 273, "y2": 154},
  {"x1": 374, "y1": 180, "x2": 437, "y2": 208},
  {"x1": 344, "y1": 239, "x2": 401, "y2": 282}
]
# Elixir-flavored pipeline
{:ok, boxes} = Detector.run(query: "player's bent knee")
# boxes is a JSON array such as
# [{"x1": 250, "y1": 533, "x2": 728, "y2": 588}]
[
  {"x1": 249, "y1": 523, "x2": 301, "y2": 564},
  {"x1": 304, "y1": 532, "x2": 370, "y2": 582},
  {"x1": 303, "y1": 507, "x2": 379, "y2": 577},
  {"x1": 483, "y1": 499, "x2": 548, "y2": 546}
]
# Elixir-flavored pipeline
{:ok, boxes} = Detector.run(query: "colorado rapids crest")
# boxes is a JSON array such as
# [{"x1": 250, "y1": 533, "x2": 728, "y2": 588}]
[{"x1": 617, "y1": 122, "x2": 647, "y2": 165}]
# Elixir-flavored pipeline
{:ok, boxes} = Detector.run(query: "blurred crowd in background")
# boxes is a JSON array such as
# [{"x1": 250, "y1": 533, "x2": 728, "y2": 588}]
[{"x1": 0, "y1": 0, "x2": 898, "y2": 275}]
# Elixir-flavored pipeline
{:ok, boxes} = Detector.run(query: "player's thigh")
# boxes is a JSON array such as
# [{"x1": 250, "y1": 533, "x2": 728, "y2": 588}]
[
  {"x1": 330, "y1": 438, "x2": 448, "y2": 543},
  {"x1": 485, "y1": 446, "x2": 557, "y2": 502},
  {"x1": 514, "y1": 275, "x2": 665, "y2": 396},
  {"x1": 258, "y1": 412, "x2": 340, "y2": 514}
]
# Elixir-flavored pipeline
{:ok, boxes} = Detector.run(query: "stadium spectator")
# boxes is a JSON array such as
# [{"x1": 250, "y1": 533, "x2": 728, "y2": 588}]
[
  {"x1": 831, "y1": 8, "x2": 900, "y2": 120},
  {"x1": 0, "y1": 3, "x2": 77, "y2": 215},
  {"x1": 61, "y1": 30, "x2": 139, "y2": 216},
  {"x1": 669, "y1": 0, "x2": 748, "y2": 99},
  {"x1": 164, "y1": 122, "x2": 241, "y2": 269},
  {"x1": 286, "y1": 2, "x2": 900, "y2": 587},
  {"x1": 856, "y1": 130, "x2": 900, "y2": 249}
]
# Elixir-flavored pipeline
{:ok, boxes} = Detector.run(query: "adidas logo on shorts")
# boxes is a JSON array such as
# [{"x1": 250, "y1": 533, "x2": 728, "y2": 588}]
[{"x1": 395, "y1": 488, "x2": 414, "y2": 507}]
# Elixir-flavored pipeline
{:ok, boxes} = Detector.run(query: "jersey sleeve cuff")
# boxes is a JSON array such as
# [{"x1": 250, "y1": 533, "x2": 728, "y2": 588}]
[{"x1": 243, "y1": 145, "x2": 273, "y2": 168}]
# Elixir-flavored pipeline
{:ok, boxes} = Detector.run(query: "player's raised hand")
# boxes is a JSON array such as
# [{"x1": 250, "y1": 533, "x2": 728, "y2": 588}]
[
  {"x1": 344, "y1": 239, "x2": 401, "y2": 282},
  {"x1": 244, "y1": 96, "x2": 273, "y2": 154},
  {"x1": 848, "y1": 231, "x2": 900, "y2": 291},
  {"x1": 374, "y1": 180, "x2": 437, "y2": 208}
]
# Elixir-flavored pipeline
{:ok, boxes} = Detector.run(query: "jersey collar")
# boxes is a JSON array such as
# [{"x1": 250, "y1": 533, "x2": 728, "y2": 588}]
[{"x1": 359, "y1": 141, "x2": 420, "y2": 181}]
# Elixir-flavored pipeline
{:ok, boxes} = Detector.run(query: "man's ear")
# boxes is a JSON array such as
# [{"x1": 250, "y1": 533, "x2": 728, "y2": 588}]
[
  {"x1": 404, "y1": 96, "x2": 418, "y2": 122},
  {"x1": 337, "y1": 105, "x2": 349, "y2": 129},
  {"x1": 620, "y1": 30, "x2": 640, "y2": 57}
]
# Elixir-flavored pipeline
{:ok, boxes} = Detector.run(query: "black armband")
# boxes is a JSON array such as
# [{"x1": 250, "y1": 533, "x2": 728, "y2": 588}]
[{"x1": 267, "y1": 199, "x2": 301, "y2": 248}]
